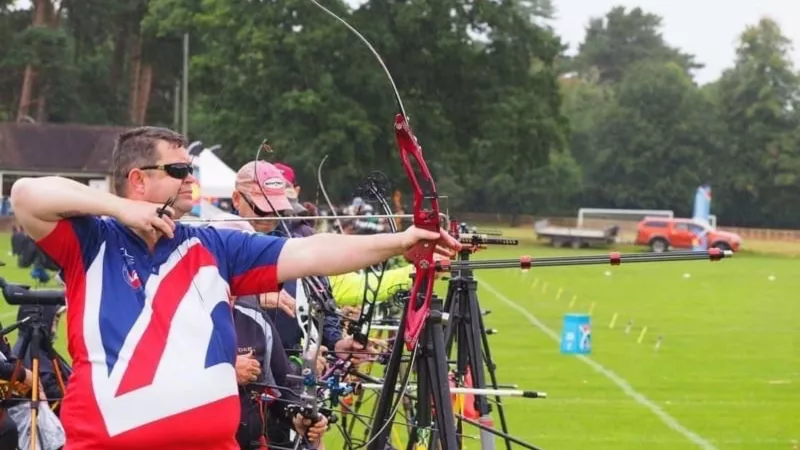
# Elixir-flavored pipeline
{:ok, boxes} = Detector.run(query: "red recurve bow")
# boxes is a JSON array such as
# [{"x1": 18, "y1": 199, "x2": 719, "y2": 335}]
[{"x1": 308, "y1": 0, "x2": 441, "y2": 351}]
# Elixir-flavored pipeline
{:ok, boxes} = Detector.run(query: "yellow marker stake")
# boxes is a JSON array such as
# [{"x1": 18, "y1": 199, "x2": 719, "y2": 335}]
[
  {"x1": 542, "y1": 283, "x2": 548, "y2": 294},
  {"x1": 556, "y1": 288, "x2": 563, "y2": 301},
  {"x1": 637, "y1": 326, "x2": 648, "y2": 344},
  {"x1": 588, "y1": 302, "x2": 596, "y2": 315},
  {"x1": 568, "y1": 295, "x2": 577, "y2": 308},
  {"x1": 531, "y1": 278, "x2": 539, "y2": 288},
  {"x1": 609, "y1": 312, "x2": 619, "y2": 329}
]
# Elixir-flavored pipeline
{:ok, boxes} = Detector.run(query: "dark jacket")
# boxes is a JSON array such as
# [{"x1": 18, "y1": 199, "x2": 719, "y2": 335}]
[{"x1": 233, "y1": 297, "x2": 298, "y2": 449}]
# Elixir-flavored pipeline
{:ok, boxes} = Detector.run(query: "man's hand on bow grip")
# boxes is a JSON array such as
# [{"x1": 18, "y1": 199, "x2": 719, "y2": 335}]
[
  {"x1": 400, "y1": 226, "x2": 462, "y2": 261},
  {"x1": 293, "y1": 413, "x2": 328, "y2": 445}
]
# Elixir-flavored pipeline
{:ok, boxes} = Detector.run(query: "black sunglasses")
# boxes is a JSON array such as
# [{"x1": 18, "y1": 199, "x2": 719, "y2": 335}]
[
  {"x1": 137, "y1": 162, "x2": 194, "y2": 180},
  {"x1": 238, "y1": 191, "x2": 277, "y2": 218}
]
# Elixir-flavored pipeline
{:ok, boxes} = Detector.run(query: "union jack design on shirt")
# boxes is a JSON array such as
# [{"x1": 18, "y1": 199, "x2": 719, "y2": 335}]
[{"x1": 37, "y1": 217, "x2": 287, "y2": 450}]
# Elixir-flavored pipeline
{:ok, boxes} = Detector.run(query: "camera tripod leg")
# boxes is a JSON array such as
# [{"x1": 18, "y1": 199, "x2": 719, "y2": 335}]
[
  {"x1": 475, "y1": 289, "x2": 512, "y2": 450},
  {"x1": 368, "y1": 295, "x2": 459, "y2": 450},
  {"x1": 444, "y1": 272, "x2": 515, "y2": 450},
  {"x1": 416, "y1": 296, "x2": 458, "y2": 450},
  {"x1": 367, "y1": 308, "x2": 410, "y2": 450},
  {"x1": 27, "y1": 327, "x2": 45, "y2": 450},
  {"x1": 40, "y1": 332, "x2": 67, "y2": 411}
]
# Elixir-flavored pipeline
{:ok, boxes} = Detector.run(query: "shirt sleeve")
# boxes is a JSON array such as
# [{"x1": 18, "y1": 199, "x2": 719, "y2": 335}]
[
  {"x1": 35, "y1": 217, "x2": 105, "y2": 281},
  {"x1": 218, "y1": 229, "x2": 288, "y2": 296}
]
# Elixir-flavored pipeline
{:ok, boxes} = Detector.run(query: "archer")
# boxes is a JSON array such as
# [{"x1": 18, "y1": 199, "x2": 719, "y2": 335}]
[{"x1": 8, "y1": 126, "x2": 461, "y2": 450}]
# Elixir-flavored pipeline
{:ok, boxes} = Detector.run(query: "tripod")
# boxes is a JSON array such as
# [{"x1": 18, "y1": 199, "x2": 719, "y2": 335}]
[
  {"x1": 1, "y1": 305, "x2": 68, "y2": 450},
  {"x1": 442, "y1": 246, "x2": 512, "y2": 450},
  {"x1": 367, "y1": 288, "x2": 458, "y2": 450}
]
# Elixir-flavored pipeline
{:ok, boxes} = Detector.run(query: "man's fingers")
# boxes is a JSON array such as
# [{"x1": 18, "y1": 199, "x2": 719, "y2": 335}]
[
  {"x1": 433, "y1": 244, "x2": 455, "y2": 258},
  {"x1": 157, "y1": 204, "x2": 176, "y2": 219},
  {"x1": 439, "y1": 228, "x2": 463, "y2": 250},
  {"x1": 163, "y1": 215, "x2": 176, "y2": 230},
  {"x1": 150, "y1": 217, "x2": 175, "y2": 239},
  {"x1": 281, "y1": 302, "x2": 295, "y2": 317}
]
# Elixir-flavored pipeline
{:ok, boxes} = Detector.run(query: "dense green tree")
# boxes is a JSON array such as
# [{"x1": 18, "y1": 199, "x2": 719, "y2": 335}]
[
  {"x1": 4, "y1": 1, "x2": 800, "y2": 228},
  {"x1": 587, "y1": 60, "x2": 718, "y2": 213},
  {"x1": 571, "y1": 6, "x2": 702, "y2": 84},
  {"x1": 712, "y1": 17, "x2": 800, "y2": 227}
]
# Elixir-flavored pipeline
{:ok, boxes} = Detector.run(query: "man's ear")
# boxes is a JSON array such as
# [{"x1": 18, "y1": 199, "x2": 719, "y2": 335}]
[
  {"x1": 127, "y1": 169, "x2": 146, "y2": 196},
  {"x1": 231, "y1": 191, "x2": 241, "y2": 210},
  {"x1": 294, "y1": 185, "x2": 301, "y2": 196}
]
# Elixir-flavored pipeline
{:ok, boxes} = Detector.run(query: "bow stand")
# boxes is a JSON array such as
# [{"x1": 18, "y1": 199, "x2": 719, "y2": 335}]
[{"x1": 442, "y1": 222, "x2": 536, "y2": 450}]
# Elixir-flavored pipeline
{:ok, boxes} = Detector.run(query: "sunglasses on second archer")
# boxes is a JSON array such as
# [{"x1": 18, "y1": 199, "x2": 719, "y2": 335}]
[
  {"x1": 238, "y1": 192, "x2": 278, "y2": 218},
  {"x1": 135, "y1": 162, "x2": 194, "y2": 180}
]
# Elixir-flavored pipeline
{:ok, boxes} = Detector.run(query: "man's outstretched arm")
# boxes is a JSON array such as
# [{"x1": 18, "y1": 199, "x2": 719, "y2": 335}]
[
  {"x1": 276, "y1": 228, "x2": 459, "y2": 283},
  {"x1": 10, "y1": 176, "x2": 127, "y2": 240}
]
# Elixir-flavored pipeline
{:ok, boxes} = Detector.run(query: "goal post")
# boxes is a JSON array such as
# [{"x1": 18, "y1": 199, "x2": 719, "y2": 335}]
[{"x1": 577, "y1": 208, "x2": 674, "y2": 228}]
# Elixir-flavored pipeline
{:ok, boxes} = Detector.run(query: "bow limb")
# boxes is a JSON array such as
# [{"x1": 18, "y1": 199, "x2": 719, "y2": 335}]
[
  {"x1": 347, "y1": 172, "x2": 398, "y2": 345},
  {"x1": 316, "y1": 154, "x2": 345, "y2": 234},
  {"x1": 308, "y1": 0, "x2": 441, "y2": 351}
]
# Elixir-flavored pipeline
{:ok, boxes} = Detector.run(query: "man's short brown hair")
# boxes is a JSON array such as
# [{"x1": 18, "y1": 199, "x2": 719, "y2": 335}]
[{"x1": 112, "y1": 126, "x2": 188, "y2": 196}]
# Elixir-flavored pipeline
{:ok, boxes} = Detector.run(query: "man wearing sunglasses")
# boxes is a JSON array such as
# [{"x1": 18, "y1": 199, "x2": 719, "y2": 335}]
[
  {"x1": 229, "y1": 161, "x2": 368, "y2": 449},
  {"x1": 9, "y1": 125, "x2": 461, "y2": 450}
]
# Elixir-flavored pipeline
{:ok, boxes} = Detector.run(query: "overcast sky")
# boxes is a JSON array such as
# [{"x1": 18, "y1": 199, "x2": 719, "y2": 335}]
[
  {"x1": 11, "y1": 0, "x2": 800, "y2": 84},
  {"x1": 548, "y1": 0, "x2": 800, "y2": 84}
]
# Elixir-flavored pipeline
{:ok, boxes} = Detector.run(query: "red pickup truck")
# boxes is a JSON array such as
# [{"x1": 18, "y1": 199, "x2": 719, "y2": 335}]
[{"x1": 635, "y1": 217, "x2": 742, "y2": 253}]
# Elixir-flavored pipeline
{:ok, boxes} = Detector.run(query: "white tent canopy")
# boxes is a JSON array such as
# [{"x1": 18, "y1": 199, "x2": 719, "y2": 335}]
[{"x1": 194, "y1": 149, "x2": 236, "y2": 198}]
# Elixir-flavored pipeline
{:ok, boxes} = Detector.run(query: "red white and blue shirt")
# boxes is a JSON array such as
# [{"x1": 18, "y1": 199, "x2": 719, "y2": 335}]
[{"x1": 36, "y1": 216, "x2": 287, "y2": 450}]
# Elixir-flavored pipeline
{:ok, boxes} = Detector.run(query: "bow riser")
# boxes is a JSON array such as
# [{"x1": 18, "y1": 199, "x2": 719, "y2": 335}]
[{"x1": 393, "y1": 114, "x2": 441, "y2": 350}]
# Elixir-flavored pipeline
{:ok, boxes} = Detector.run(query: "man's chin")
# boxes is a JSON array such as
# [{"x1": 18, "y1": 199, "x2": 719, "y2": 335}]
[
  {"x1": 172, "y1": 200, "x2": 194, "y2": 218},
  {"x1": 254, "y1": 223, "x2": 275, "y2": 234}
]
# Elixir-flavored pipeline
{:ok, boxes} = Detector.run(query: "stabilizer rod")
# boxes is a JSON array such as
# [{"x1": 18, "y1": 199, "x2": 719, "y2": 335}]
[{"x1": 436, "y1": 249, "x2": 732, "y2": 272}]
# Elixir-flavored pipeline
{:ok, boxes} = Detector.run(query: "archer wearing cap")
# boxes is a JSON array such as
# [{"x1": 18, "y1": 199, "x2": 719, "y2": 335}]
[
  {"x1": 274, "y1": 163, "x2": 299, "y2": 196},
  {"x1": 232, "y1": 161, "x2": 293, "y2": 234}
]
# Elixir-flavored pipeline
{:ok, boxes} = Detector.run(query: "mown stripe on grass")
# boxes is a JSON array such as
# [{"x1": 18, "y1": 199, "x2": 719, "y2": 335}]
[{"x1": 478, "y1": 277, "x2": 719, "y2": 450}]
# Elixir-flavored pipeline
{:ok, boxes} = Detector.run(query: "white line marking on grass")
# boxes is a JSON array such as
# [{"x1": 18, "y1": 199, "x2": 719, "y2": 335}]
[{"x1": 478, "y1": 278, "x2": 719, "y2": 450}]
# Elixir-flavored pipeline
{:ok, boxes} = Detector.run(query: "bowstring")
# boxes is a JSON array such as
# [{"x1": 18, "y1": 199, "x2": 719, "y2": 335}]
[
  {"x1": 303, "y1": 0, "x2": 431, "y2": 446},
  {"x1": 250, "y1": 140, "x2": 327, "y2": 448}
]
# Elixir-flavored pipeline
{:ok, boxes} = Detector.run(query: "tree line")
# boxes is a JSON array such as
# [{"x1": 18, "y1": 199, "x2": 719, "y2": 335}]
[{"x1": 1, "y1": 0, "x2": 798, "y2": 228}]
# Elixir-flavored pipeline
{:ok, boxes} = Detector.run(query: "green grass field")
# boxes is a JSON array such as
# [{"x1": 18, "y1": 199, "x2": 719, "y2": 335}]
[{"x1": 0, "y1": 229, "x2": 797, "y2": 449}]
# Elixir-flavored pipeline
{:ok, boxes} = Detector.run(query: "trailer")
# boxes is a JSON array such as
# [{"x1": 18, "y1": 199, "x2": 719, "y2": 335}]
[{"x1": 533, "y1": 219, "x2": 619, "y2": 248}]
